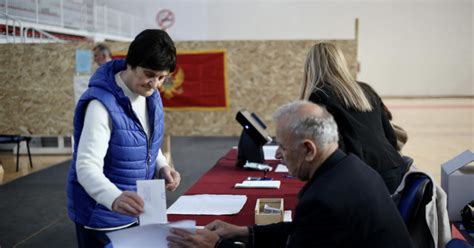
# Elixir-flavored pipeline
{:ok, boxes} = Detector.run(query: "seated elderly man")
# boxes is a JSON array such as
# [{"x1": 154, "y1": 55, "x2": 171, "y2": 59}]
[{"x1": 167, "y1": 101, "x2": 413, "y2": 248}]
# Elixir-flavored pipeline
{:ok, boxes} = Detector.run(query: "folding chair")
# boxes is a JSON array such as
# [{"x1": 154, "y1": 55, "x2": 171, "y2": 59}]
[
  {"x1": 397, "y1": 172, "x2": 435, "y2": 248},
  {"x1": 445, "y1": 238, "x2": 471, "y2": 248},
  {"x1": 0, "y1": 135, "x2": 33, "y2": 171}
]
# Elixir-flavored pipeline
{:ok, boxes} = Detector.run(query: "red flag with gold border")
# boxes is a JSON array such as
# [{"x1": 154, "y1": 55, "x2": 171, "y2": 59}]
[{"x1": 112, "y1": 50, "x2": 228, "y2": 110}]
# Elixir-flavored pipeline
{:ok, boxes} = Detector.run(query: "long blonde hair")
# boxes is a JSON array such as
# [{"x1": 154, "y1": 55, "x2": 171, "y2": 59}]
[{"x1": 300, "y1": 42, "x2": 372, "y2": 112}]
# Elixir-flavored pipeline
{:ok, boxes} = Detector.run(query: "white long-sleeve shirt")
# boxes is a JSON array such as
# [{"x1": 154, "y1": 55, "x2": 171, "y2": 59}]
[{"x1": 76, "y1": 72, "x2": 168, "y2": 213}]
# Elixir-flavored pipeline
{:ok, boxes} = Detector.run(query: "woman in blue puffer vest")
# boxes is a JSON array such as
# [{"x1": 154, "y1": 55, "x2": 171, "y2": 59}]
[{"x1": 66, "y1": 29, "x2": 181, "y2": 248}]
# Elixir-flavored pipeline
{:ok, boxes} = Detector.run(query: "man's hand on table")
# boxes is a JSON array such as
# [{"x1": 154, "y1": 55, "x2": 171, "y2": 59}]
[
  {"x1": 167, "y1": 228, "x2": 219, "y2": 248},
  {"x1": 167, "y1": 220, "x2": 250, "y2": 248},
  {"x1": 206, "y1": 220, "x2": 249, "y2": 243}
]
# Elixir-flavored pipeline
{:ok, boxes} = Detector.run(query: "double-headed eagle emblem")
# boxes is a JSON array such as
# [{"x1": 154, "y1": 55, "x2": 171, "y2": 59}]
[{"x1": 159, "y1": 67, "x2": 184, "y2": 99}]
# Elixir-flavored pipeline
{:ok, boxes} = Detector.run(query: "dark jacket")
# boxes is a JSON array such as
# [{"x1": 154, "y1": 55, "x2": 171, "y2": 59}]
[
  {"x1": 67, "y1": 59, "x2": 164, "y2": 228},
  {"x1": 308, "y1": 82, "x2": 404, "y2": 193},
  {"x1": 246, "y1": 149, "x2": 413, "y2": 248}
]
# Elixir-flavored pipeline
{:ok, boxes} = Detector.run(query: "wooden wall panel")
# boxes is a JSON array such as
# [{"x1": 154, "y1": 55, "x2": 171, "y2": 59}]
[{"x1": 0, "y1": 40, "x2": 356, "y2": 136}]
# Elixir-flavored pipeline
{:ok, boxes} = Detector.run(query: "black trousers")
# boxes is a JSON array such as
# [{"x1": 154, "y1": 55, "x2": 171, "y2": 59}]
[{"x1": 75, "y1": 223, "x2": 138, "y2": 248}]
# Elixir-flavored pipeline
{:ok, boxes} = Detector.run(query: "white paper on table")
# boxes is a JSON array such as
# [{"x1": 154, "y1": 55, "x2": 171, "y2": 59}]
[
  {"x1": 137, "y1": 179, "x2": 167, "y2": 225},
  {"x1": 263, "y1": 145, "x2": 278, "y2": 160},
  {"x1": 275, "y1": 164, "x2": 289, "y2": 173},
  {"x1": 244, "y1": 162, "x2": 273, "y2": 171},
  {"x1": 167, "y1": 194, "x2": 247, "y2": 215},
  {"x1": 106, "y1": 220, "x2": 195, "y2": 248},
  {"x1": 284, "y1": 210, "x2": 292, "y2": 222},
  {"x1": 235, "y1": 180, "x2": 281, "y2": 189}
]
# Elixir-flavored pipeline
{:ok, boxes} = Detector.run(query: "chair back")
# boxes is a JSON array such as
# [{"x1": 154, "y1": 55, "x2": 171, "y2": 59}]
[
  {"x1": 397, "y1": 172, "x2": 435, "y2": 248},
  {"x1": 400, "y1": 155, "x2": 414, "y2": 176}
]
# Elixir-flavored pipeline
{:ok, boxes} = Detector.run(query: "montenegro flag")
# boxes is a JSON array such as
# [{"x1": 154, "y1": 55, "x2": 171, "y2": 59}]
[
  {"x1": 160, "y1": 50, "x2": 228, "y2": 110},
  {"x1": 112, "y1": 50, "x2": 228, "y2": 110}
]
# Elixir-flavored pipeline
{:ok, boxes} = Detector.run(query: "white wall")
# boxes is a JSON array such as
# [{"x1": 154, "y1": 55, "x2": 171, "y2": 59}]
[
  {"x1": 356, "y1": 1, "x2": 472, "y2": 96},
  {"x1": 111, "y1": 0, "x2": 473, "y2": 97}
]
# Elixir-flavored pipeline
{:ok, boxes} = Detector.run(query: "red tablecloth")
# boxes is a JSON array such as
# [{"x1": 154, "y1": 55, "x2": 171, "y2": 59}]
[
  {"x1": 168, "y1": 149, "x2": 305, "y2": 226},
  {"x1": 168, "y1": 149, "x2": 471, "y2": 245}
]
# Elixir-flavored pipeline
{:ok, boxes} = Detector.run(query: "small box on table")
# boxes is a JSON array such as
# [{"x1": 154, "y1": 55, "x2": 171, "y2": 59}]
[{"x1": 255, "y1": 198, "x2": 284, "y2": 225}]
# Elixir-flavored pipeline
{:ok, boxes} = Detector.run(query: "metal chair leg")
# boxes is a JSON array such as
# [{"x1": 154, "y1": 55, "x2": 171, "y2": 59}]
[{"x1": 26, "y1": 139, "x2": 33, "y2": 168}]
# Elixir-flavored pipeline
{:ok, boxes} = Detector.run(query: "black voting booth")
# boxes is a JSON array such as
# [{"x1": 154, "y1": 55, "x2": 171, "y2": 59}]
[{"x1": 235, "y1": 110, "x2": 272, "y2": 167}]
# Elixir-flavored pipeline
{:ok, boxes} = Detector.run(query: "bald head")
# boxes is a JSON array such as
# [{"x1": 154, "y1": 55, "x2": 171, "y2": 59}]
[
  {"x1": 273, "y1": 101, "x2": 339, "y2": 181},
  {"x1": 273, "y1": 101, "x2": 338, "y2": 149}
]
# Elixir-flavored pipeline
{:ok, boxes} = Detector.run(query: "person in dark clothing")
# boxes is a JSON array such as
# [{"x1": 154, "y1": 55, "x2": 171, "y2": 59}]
[
  {"x1": 167, "y1": 101, "x2": 413, "y2": 248},
  {"x1": 300, "y1": 42, "x2": 404, "y2": 193}
]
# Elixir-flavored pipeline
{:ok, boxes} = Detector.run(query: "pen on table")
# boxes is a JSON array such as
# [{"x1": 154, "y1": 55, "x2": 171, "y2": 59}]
[{"x1": 258, "y1": 168, "x2": 272, "y2": 180}]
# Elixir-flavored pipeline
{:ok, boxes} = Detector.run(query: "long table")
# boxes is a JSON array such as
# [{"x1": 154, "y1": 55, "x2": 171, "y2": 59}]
[
  {"x1": 168, "y1": 148, "x2": 305, "y2": 226},
  {"x1": 168, "y1": 149, "x2": 471, "y2": 245}
]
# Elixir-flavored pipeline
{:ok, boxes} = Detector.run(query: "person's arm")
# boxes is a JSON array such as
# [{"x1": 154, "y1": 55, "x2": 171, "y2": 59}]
[
  {"x1": 252, "y1": 222, "x2": 293, "y2": 248},
  {"x1": 166, "y1": 220, "x2": 249, "y2": 248},
  {"x1": 167, "y1": 228, "x2": 220, "y2": 248},
  {"x1": 76, "y1": 100, "x2": 144, "y2": 216},
  {"x1": 206, "y1": 220, "x2": 250, "y2": 243},
  {"x1": 76, "y1": 100, "x2": 122, "y2": 210},
  {"x1": 155, "y1": 149, "x2": 168, "y2": 169},
  {"x1": 288, "y1": 201, "x2": 345, "y2": 247},
  {"x1": 167, "y1": 227, "x2": 251, "y2": 248},
  {"x1": 155, "y1": 148, "x2": 181, "y2": 191}
]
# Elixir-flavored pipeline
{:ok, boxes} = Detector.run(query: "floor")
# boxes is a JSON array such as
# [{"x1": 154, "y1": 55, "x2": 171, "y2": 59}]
[
  {"x1": 0, "y1": 98, "x2": 472, "y2": 248},
  {"x1": 0, "y1": 136, "x2": 240, "y2": 248},
  {"x1": 0, "y1": 152, "x2": 71, "y2": 185},
  {"x1": 384, "y1": 98, "x2": 473, "y2": 183},
  {"x1": 0, "y1": 98, "x2": 472, "y2": 185}
]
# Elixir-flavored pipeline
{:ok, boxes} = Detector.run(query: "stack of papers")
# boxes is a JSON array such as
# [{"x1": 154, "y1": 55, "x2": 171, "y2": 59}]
[
  {"x1": 106, "y1": 220, "x2": 195, "y2": 248},
  {"x1": 275, "y1": 164, "x2": 289, "y2": 173},
  {"x1": 235, "y1": 180, "x2": 281, "y2": 189},
  {"x1": 263, "y1": 145, "x2": 278, "y2": 160},
  {"x1": 167, "y1": 194, "x2": 247, "y2": 215}
]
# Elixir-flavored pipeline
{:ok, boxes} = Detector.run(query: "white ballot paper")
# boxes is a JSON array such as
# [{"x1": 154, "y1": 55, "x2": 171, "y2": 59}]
[
  {"x1": 137, "y1": 179, "x2": 167, "y2": 225},
  {"x1": 263, "y1": 145, "x2": 278, "y2": 160},
  {"x1": 167, "y1": 194, "x2": 247, "y2": 215},
  {"x1": 106, "y1": 220, "x2": 195, "y2": 248},
  {"x1": 235, "y1": 180, "x2": 281, "y2": 189},
  {"x1": 275, "y1": 164, "x2": 289, "y2": 173},
  {"x1": 284, "y1": 210, "x2": 292, "y2": 222}
]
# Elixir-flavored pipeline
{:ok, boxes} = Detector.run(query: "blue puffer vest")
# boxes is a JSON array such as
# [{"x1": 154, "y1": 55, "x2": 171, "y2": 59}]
[{"x1": 66, "y1": 59, "x2": 164, "y2": 228}]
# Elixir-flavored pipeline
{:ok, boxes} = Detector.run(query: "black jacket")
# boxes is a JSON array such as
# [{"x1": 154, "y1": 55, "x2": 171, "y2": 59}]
[
  {"x1": 308, "y1": 82, "x2": 404, "y2": 193},
  {"x1": 247, "y1": 150, "x2": 413, "y2": 248}
]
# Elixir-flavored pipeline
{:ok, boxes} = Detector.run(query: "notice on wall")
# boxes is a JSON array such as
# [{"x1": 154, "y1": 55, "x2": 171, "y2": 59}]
[
  {"x1": 75, "y1": 49, "x2": 92, "y2": 74},
  {"x1": 73, "y1": 75, "x2": 90, "y2": 104}
]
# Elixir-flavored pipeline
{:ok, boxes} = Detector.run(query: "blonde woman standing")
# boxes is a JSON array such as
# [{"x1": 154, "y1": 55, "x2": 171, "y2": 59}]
[{"x1": 301, "y1": 42, "x2": 403, "y2": 194}]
